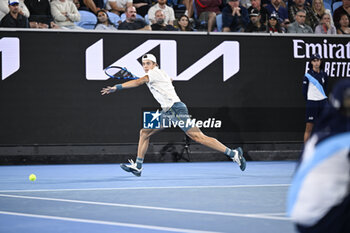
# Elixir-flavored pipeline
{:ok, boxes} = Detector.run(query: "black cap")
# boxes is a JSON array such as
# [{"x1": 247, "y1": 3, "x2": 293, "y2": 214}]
[{"x1": 249, "y1": 8, "x2": 260, "y2": 17}]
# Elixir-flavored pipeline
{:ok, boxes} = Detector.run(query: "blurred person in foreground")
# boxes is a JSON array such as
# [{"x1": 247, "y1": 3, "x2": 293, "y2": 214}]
[{"x1": 288, "y1": 78, "x2": 350, "y2": 233}]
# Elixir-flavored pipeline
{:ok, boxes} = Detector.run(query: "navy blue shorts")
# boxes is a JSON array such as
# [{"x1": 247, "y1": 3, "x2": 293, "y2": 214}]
[
  {"x1": 305, "y1": 99, "x2": 327, "y2": 123},
  {"x1": 161, "y1": 102, "x2": 192, "y2": 132}
]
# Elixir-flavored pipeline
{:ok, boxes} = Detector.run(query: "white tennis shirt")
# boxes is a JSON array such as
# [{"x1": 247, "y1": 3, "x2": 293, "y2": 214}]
[{"x1": 146, "y1": 67, "x2": 180, "y2": 111}]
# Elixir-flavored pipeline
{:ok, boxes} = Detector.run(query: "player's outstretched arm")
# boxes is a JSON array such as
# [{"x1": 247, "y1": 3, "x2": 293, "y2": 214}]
[
  {"x1": 101, "y1": 76, "x2": 149, "y2": 95},
  {"x1": 121, "y1": 76, "x2": 149, "y2": 89}
]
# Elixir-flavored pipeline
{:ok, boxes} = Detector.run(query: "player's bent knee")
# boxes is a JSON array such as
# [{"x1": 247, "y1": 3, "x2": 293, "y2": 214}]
[
  {"x1": 140, "y1": 128, "x2": 160, "y2": 139},
  {"x1": 140, "y1": 128, "x2": 151, "y2": 139}
]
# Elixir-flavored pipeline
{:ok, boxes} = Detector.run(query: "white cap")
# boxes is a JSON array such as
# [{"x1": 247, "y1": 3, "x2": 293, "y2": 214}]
[
  {"x1": 8, "y1": 0, "x2": 19, "y2": 5},
  {"x1": 142, "y1": 54, "x2": 157, "y2": 64}
]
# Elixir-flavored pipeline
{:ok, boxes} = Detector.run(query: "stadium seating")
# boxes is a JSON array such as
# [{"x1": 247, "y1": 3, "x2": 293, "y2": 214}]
[
  {"x1": 106, "y1": 11, "x2": 121, "y2": 27},
  {"x1": 216, "y1": 14, "x2": 222, "y2": 32},
  {"x1": 75, "y1": 10, "x2": 97, "y2": 29},
  {"x1": 330, "y1": 0, "x2": 343, "y2": 13}
]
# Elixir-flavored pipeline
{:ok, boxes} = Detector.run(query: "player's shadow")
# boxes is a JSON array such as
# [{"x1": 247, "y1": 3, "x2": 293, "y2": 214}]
[
  {"x1": 38, "y1": 176, "x2": 138, "y2": 184},
  {"x1": 159, "y1": 138, "x2": 191, "y2": 162}
]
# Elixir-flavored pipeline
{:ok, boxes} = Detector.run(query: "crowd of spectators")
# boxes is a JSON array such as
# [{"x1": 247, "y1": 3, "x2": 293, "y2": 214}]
[{"x1": 0, "y1": 0, "x2": 349, "y2": 34}]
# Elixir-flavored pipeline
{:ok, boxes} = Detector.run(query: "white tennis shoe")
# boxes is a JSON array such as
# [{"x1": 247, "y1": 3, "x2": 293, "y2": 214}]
[
  {"x1": 231, "y1": 147, "x2": 246, "y2": 171},
  {"x1": 120, "y1": 159, "x2": 142, "y2": 177}
]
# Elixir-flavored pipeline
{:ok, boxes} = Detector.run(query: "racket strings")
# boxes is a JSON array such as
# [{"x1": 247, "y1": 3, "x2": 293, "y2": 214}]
[{"x1": 104, "y1": 66, "x2": 139, "y2": 80}]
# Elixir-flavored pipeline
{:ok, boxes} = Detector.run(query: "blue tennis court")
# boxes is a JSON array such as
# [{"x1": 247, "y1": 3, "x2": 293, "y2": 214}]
[{"x1": 0, "y1": 161, "x2": 297, "y2": 233}]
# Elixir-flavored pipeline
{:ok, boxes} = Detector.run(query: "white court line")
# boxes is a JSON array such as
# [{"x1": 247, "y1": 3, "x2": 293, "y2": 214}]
[
  {"x1": 0, "y1": 193, "x2": 290, "y2": 221},
  {"x1": 258, "y1": 213, "x2": 287, "y2": 216},
  {"x1": 0, "y1": 184, "x2": 290, "y2": 193},
  {"x1": 0, "y1": 210, "x2": 220, "y2": 233}
]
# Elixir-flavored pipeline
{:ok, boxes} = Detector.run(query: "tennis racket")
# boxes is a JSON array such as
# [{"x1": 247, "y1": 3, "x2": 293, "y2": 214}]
[{"x1": 104, "y1": 66, "x2": 139, "y2": 80}]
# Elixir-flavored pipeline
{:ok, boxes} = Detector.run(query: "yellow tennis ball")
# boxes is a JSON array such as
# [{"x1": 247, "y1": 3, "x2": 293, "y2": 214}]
[{"x1": 29, "y1": 174, "x2": 36, "y2": 181}]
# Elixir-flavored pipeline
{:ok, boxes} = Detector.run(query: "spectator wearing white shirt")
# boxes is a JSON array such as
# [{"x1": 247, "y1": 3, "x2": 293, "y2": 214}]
[
  {"x1": 50, "y1": 0, "x2": 82, "y2": 29},
  {"x1": 147, "y1": 0, "x2": 175, "y2": 25},
  {"x1": 107, "y1": 0, "x2": 132, "y2": 16}
]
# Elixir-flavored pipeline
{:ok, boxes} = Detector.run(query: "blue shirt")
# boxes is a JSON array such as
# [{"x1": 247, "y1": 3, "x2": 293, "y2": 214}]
[
  {"x1": 222, "y1": 4, "x2": 249, "y2": 32},
  {"x1": 266, "y1": 3, "x2": 288, "y2": 23}
]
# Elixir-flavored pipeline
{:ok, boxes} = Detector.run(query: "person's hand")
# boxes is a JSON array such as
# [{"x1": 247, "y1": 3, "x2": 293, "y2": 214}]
[
  {"x1": 232, "y1": 7, "x2": 241, "y2": 16},
  {"x1": 38, "y1": 22, "x2": 49, "y2": 29},
  {"x1": 235, "y1": 7, "x2": 241, "y2": 16},
  {"x1": 29, "y1": 21, "x2": 39, "y2": 28},
  {"x1": 62, "y1": 12, "x2": 70, "y2": 21},
  {"x1": 101, "y1": 86, "x2": 116, "y2": 95},
  {"x1": 134, "y1": 3, "x2": 147, "y2": 8},
  {"x1": 325, "y1": 21, "x2": 331, "y2": 29},
  {"x1": 50, "y1": 21, "x2": 60, "y2": 29},
  {"x1": 93, "y1": 7, "x2": 101, "y2": 14}
]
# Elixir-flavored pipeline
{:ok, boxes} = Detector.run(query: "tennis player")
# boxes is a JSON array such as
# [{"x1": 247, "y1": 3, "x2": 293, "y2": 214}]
[{"x1": 101, "y1": 54, "x2": 246, "y2": 176}]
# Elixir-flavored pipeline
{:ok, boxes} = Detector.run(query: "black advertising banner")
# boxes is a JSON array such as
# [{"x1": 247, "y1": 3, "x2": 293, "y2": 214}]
[{"x1": 0, "y1": 30, "x2": 349, "y2": 145}]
